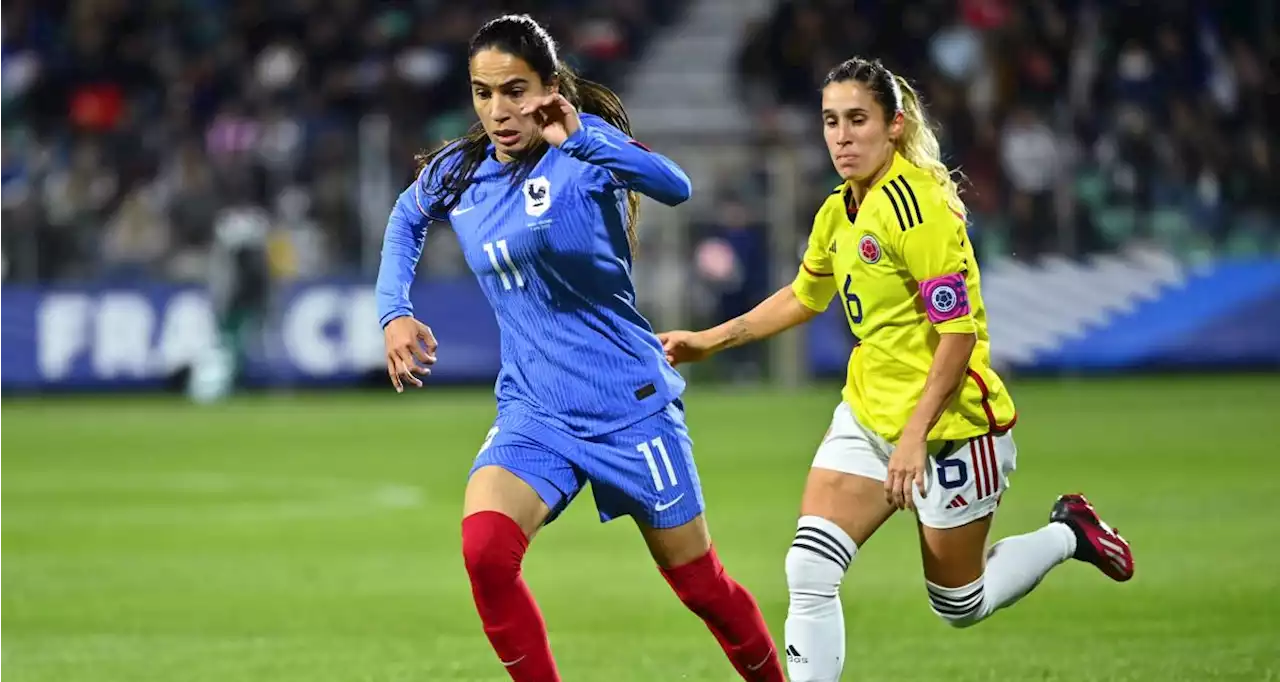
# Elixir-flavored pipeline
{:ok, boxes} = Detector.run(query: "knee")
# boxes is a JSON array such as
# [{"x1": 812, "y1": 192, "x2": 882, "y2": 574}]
[
  {"x1": 926, "y1": 579, "x2": 987, "y2": 628},
  {"x1": 787, "y1": 516, "x2": 855, "y2": 597},
  {"x1": 785, "y1": 544, "x2": 844, "y2": 597},
  {"x1": 461, "y1": 512, "x2": 526, "y2": 585},
  {"x1": 662, "y1": 549, "x2": 730, "y2": 615}
]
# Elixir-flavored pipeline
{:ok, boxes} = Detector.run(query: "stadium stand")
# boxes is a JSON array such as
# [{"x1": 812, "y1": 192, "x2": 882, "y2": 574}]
[
  {"x1": 1, "y1": 0, "x2": 684, "y2": 283},
  {"x1": 737, "y1": 0, "x2": 1277, "y2": 262},
  {"x1": 731, "y1": 0, "x2": 1278, "y2": 375},
  {"x1": 2, "y1": 0, "x2": 1275, "y2": 389}
]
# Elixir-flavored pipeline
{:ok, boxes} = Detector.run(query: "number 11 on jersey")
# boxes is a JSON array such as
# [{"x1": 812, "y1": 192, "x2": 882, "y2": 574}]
[
  {"x1": 637, "y1": 438, "x2": 678, "y2": 492},
  {"x1": 483, "y1": 239, "x2": 525, "y2": 290}
]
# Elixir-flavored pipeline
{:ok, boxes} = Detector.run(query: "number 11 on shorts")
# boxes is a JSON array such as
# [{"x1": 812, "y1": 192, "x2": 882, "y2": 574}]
[{"x1": 637, "y1": 438, "x2": 678, "y2": 492}]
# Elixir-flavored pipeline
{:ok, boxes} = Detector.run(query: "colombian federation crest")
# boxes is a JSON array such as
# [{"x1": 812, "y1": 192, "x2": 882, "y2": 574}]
[
  {"x1": 931, "y1": 284, "x2": 959, "y2": 313},
  {"x1": 525, "y1": 176, "x2": 551, "y2": 217},
  {"x1": 858, "y1": 234, "x2": 881, "y2": 264}
]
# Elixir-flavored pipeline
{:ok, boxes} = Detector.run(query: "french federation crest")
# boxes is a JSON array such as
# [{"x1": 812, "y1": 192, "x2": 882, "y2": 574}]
[
  {"x1": 858, "y1": 234, "x2": 881, "y2": 264},
  {"x1": 524, "y1": 176, "x2": 551, "y2": 217}
]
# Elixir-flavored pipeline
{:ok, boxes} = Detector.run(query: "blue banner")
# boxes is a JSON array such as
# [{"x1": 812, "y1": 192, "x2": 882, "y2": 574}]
[
  {"x1": 1, "y1": 279, "x2": 502, "y2": 390},
  {"x1": 6, "y1": 258, "x2": 1277, "y2": 391},
  {"x1": 805, "y1": 258, "x2": 1280, "y2": 376}
]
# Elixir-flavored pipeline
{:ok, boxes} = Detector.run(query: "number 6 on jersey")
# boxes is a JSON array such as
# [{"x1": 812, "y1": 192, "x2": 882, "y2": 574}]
[
  {"x1": 483, "y1": 239, "x2": 525, "y2": 290},
  {"x1": 842, "y1": 274, "x2": 863, "y2": 324}
]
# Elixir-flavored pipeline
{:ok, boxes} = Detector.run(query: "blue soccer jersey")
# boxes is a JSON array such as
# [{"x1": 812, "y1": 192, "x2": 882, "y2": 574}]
[
  {"x1": 376, "y1": 114, "x2": 689, "y2": 438},
  {"x1": 376, "y1": 114, "x2": 702, "y2": 527}
]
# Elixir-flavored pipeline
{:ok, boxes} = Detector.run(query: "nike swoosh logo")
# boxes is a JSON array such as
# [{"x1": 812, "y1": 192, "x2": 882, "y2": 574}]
[
  {"x1": 451, "y1": 205, "x2": 475, "y2": 216},
  {"x1": 654, "y1": 493, "x2": 685, "y2": 512},
  {"x1": 746, "y1": 648, "x2": 775, "y2": 671},
  {"x1": 500, "y1": 656, "x2": 525, "y2": 667}
]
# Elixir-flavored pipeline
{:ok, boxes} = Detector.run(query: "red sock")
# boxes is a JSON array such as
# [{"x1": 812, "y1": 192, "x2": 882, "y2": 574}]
[
  {"x1": 461, "y1": 511, "x2": 559, "y2": 682},
  {"x1": 661, "y1": 547, "x2": 785, "y2": 682}
]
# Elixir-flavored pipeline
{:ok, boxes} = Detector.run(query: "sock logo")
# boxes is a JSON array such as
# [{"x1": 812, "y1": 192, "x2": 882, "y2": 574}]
[{"x1": 785, "y1": 644, "x2": 808, "y2": 665}]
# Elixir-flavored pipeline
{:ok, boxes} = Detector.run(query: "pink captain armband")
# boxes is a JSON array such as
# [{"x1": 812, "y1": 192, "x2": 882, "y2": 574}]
[{"x1": 919, "y1": 272, "x2": 970, "y2": 324}]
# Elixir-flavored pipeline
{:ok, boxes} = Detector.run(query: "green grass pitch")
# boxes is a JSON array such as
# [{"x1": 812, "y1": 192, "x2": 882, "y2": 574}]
[{"x1": 4, "y1": 376, "x2": 1279, "y2": 681}]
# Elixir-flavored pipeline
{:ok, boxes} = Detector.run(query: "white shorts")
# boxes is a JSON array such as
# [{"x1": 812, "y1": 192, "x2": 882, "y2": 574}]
[{"x1": 811, "y1": 402, "x2": 1018, "y2": 529}]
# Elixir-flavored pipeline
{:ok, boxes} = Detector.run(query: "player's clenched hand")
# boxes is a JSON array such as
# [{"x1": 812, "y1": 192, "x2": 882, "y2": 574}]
[
  {"x1": 657, "y1": 330, "x2": 716, "y2": 366},
  {"x1": 384, "y1": 316, "x2": 437, "y2": 393},
  {"x1": 519, "y1": 94, "x2": 580, "y2": 147},
  {"x1": 886, "y1": 439, "x2": 928, "y2": 511}
]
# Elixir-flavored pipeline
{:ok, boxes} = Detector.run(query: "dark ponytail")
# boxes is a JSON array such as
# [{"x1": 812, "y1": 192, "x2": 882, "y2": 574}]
[
  {"x1": 414, "y1": 14, "x2": 640, "y2": 255},
  {"x1": 556, "y1": 65, "x2": 641, "y2": 256}
]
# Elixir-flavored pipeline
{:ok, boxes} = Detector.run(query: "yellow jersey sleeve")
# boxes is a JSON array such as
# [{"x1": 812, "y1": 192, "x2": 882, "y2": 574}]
[
  {"x1": 791, "y1": 193, "x2": 841, "y2": 312},
  {"x1": 884, "y1": 182, "x2": 977, "y2": 334}
]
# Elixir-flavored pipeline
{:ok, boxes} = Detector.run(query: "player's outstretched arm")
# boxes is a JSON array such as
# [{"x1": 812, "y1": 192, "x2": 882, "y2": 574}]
[
  {"x1": 560, "y1": 124, "x2": 692, "y2": 206},
  {"x1": 522, "y1": 94, "x2": 691, "y2": 206},
  {"x1": 376, "y1": 186, "x2": 430, "y2": 327},
  {"x1": 887, "y1": 331, "x2": 975, "y2": 508},
  {"x1": 659, "y1": 285, "x2": 818, "y2": 366},
  {"x1": 376, "y1": 185, "x2": 436, "y2": 392},
  {"x1": 886, "y1": 193, "x2": 980, "y2": 508}
]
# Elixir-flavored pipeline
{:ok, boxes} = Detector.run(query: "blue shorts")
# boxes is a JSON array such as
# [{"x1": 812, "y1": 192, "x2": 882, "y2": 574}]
[{"x1": 469, "y1": 400, "x2": 705, "y2": 528}]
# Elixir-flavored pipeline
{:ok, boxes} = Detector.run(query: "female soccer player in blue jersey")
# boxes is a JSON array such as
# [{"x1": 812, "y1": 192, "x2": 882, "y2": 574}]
[
  {"x1": 662, "y1": 57, "x2": 1135, "y2": 682},
  {"x1": 375, "y1": 15, "x2": 783, "y2": 682}
]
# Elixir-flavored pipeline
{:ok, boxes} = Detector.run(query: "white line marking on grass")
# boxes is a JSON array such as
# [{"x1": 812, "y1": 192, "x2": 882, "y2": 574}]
[{"x1": 3, "y1": 471, "x2": 425, "y2": 527}]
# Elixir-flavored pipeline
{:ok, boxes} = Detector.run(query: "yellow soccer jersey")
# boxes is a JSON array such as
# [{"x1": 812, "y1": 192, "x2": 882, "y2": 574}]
[{"x1": 792, "y1": 152, "x2": 1016, "y2": 443}]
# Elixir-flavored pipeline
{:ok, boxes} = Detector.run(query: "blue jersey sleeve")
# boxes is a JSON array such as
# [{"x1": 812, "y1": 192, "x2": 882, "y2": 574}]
[
  {"x1": 558, "y1": 115, "x2": 692, "y2": 206},
  {"x1": 375, "y1": 149, "x2": 461, "y2": 327},
  {"x1": 375, "y1": 185, "x2": 430, "y2": 327}
]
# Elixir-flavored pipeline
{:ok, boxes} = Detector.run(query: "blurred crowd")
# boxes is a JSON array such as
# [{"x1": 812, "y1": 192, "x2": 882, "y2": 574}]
[
  {"x1": 738, "y1": 0, "x2": 1278, "y2": 262},
  {"x1": 4, "y1": 0, "x2": 1275, "y2": 289},
  {"x1": 1, "y1": 0, "x2": 681, "y2": 283}
]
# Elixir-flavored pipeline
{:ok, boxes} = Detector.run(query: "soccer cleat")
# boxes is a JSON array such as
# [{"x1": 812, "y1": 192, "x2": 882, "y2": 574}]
[{"x1": 1050, "y1": 494, "x2": 1135, "y2": 582}]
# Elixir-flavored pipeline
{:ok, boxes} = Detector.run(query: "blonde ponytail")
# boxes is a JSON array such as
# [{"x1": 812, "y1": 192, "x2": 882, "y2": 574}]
[{"x1": 893, "y1": 75, "x2": 965, "y2": 215}]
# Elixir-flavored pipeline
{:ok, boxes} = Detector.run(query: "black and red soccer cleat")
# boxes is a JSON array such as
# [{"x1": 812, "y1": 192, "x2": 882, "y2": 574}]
[{"x1": 1050, "y1": 494, "x2": 1135, "y2": 582}]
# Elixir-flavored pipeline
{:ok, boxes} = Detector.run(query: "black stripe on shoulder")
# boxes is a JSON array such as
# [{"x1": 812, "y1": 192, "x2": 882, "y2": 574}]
[
  {"x1": 888, "y1": 179, "x2": 915, "y2": 229},
  {"x1": 897, "y1": 174, "x2": 924, "y2": 224},
  {"x1": 830, "y1": 186, "x2": 844, "y2": 194},
  {"x1": 880, "y1": 185, "x2": 907, "y2": 231}
]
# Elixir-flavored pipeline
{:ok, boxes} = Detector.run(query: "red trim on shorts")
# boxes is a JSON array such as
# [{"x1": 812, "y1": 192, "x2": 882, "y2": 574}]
[
  {"x1": 985, "y1": 434, "x2": 998, "y2": 498},
  {"x1": 802, "y1": 263, "x2": 834, "y2": 277},
  {"x1": 983, "y1": 432, "x2": 993, "y2": 496},
  {"x1": 968, "y1": 438, "x2": 984, "y2": 499},
  {"x1": 968, "y1": 435, "x2": 999, "y2": 500},
  {"x1": 966, "y1": 368, "x2": 1017, "y2": 433}
]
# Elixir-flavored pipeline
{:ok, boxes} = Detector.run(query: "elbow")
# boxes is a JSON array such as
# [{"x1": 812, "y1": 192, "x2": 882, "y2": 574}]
[
  {"x1": 654, "y1": 160, "x2": 692, "y2": 206},
  {"x1": 672, "y1": 172, "x2": 693, "y2": 205},
  {"x1": 658, "y1": 172, "x2": 692, "y2": 206}
]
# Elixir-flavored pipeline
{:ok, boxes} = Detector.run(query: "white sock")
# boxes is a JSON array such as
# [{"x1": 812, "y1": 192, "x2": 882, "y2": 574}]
[
  {"x1": 927, "y1": 522, "x2": 1076, "y2": 627},
  {"x1": 785, "y1": 515, "x2": 856, "y2": 682}
]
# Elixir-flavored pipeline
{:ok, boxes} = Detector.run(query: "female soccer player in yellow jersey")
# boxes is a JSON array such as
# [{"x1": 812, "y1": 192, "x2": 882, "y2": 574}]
[{"x1": 660, "y1": 57, "x2": 1136, "y2": 682}]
